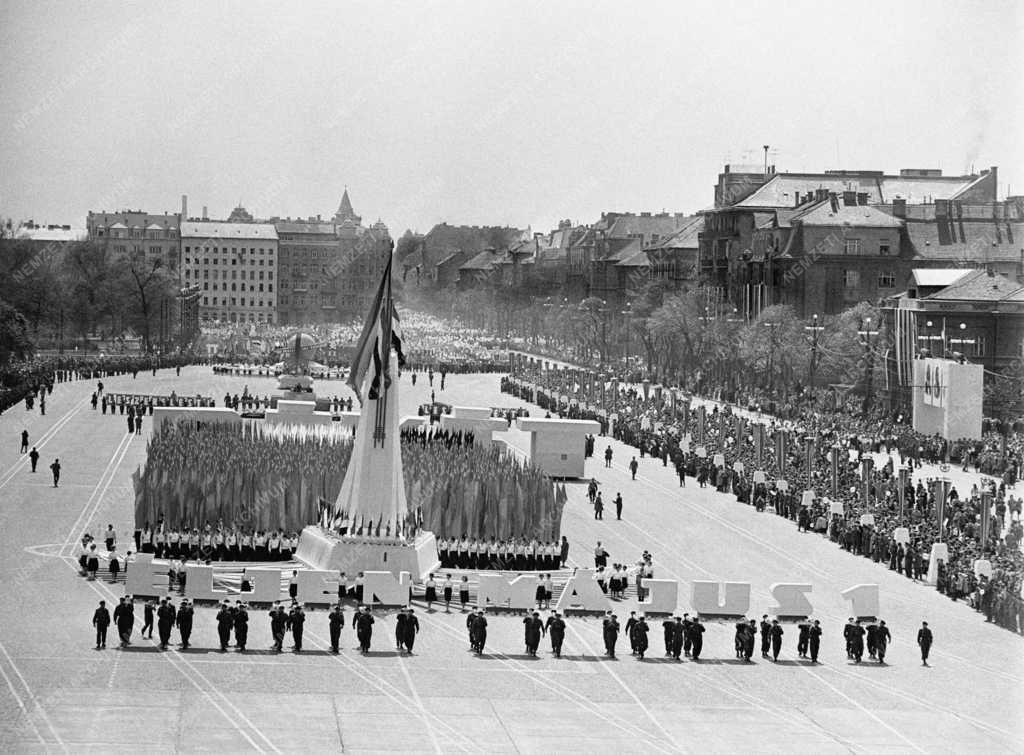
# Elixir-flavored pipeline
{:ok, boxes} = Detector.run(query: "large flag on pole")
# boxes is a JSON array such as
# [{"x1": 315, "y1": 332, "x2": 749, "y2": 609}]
[{"x1": 346, "y1": 254, "x2": 405, "y2": 405}]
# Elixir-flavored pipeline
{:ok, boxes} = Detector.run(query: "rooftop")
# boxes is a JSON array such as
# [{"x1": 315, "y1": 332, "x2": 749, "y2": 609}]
[
  {"x1": 924, "y1": 268, "x2": 1024, "y2": 303},
  {"x1": 180, "y1": 221, "x2": 278, "y2": 240}
]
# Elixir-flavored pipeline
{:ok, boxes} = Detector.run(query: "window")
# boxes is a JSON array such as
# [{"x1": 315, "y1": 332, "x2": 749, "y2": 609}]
[
  {"x1": 879, "y1": 244, "x2": 891, "y2": 256},
  {"x1": 268, "y1": 284, "x2": 273, "y2": 292},
  {"x1": 203, "y1": 282, "x2": 209, "y2": 291},
  {"x1": 843, "y1": 270, "x2": 860, "y2": 289},
  {"x1": 203, "y1": 297, "x2": 208, "y2": 306},
  {"x1": 877, "y1": 272, "x2": 896, "y2": 288},
  {"x1": 844, "y1": 239, "x2": 861, "y2": 255}
]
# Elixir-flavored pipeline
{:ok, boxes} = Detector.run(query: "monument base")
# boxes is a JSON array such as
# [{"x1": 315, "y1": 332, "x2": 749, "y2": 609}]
[{"x1": 295, "y1": 526, "x2": 439, "y2": 581}]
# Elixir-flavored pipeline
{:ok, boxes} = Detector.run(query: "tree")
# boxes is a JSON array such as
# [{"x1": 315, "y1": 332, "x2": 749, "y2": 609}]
[
  {"x1": 736, "y1": 305, "x2": 808, "y2": 398},
  {"x1": 0, "y1": 299, "x2": 33, "y2": 367}
]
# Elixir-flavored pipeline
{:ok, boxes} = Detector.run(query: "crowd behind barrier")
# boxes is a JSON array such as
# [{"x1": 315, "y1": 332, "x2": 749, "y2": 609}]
[
  {"x1": 503, "y1": 368, "x2": 1024, "y2": 635},
  {"x1": 1, "y1": 353, "x2": 205, "y2": 414}
]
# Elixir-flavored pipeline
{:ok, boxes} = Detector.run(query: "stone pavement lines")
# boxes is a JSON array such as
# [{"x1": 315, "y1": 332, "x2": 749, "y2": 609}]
[
  {"x1": 58, "y1": 560, "x2": 283, "y2": 753},
  {"x1": 0, "y1": 643, "x2": 49, "y2": 748},
  {"x1": 0, "y1": 395, "x2": 89, "y2": 492},
  {"x1": 57, "y1": 429, "x2": 134, "y2": 559},
  {"x1": 598, "y1": 443, "x2": 1024, "y2": 682},
  {"x1": 597, "y1": 451, "x2": 1017, "y2": 667},
  {"x1": 295, "y1": 625, "x2": 481, "y2": 753},
  {"x1": 412, "y1": 609, "x2": 681, "y2": 755},
  {"x1": 577, "y1": 447, "x2": 1022, "y2": 741}
]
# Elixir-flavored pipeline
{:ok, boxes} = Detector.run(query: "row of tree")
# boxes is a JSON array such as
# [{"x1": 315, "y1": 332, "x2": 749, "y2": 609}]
[{"x1": 0, "y1": 227, "x2": 180, "y2": 360}]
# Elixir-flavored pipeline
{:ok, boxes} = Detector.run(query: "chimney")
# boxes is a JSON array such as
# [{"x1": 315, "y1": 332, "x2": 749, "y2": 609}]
[
  {"x1": 892, "y1": 198, "x2": 906, "y2": 218},
  {"x1": 842, "y1": 191, "x2": 857, "y2": 207},
  {"x1": 181, "y1": 194, "x2": 188, "y2": 220},
  {"x1": 202, "y1": 206, "x2": 208, "y2": 220}
]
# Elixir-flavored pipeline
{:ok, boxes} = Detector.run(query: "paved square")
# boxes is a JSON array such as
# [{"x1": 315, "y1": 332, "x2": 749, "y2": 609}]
[{"x1": 0, "y1": 367, "x2": 1021, "y2": 753}]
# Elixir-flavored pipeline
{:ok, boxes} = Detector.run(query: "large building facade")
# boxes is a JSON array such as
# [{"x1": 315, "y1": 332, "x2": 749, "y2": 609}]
[
  {"x1": 180, "y1": 221, "x2": 279, "y2": 325},
  {"x1": 86, "y1": 209, "x2": 181, "y2": 271}
]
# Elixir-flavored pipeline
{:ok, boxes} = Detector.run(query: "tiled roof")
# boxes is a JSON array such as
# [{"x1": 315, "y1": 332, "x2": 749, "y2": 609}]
[
  {"x1": 459, "y1": 250, "x2": 499, "y2": 271},
  {"x1": 646, "y1": 215, "x2": 704, "y2": 249},
  {"x1": 605, "y1": 214, "x2": 688, "y2": 239},
  {"x1": 924, "y1": 268, "x2": 1024, "y2": 302},
  {"x1": 911, "y1": 269, "x2": 970, "y2": 288},
  {"x1": 274, "y1": 221, "x2": 336, "y2": 234},
  {"x1": 793, "y1": 200, "x2": 903, "y2": 228},
  {"x1": 733, "y1": 172, "x2": 980, "y2": 209},
  {"x1": 616, "y1": 248, "x2": 650, "y2": 267},
  {"x1": 180, "y1": 221, "x2": 278, "y2": 239},
  {"x1": 905, "y1": 219, "x2": 1023, "y2": 263}
]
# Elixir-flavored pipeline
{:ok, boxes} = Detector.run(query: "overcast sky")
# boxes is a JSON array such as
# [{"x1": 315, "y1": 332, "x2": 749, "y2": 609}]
[{"x1": 1, "y1": 0, "x2": 1021, "y2": 235}]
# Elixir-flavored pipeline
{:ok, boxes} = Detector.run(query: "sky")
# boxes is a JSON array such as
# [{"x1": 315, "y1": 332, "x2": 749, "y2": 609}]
[{"x1": 1, "y1": 0, "x2": 1021, "y2": 236}]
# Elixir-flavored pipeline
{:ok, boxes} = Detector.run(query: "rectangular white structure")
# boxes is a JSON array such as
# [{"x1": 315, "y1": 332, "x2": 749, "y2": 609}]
[
  {"x1": 911, "y1": 358, "x2": 983, "y2": 440},
  {"x1": 515, "y1": 417, "x2": 600, "y2": 478}
]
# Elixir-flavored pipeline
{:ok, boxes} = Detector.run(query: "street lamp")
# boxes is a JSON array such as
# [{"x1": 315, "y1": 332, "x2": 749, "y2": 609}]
[
  {"x1": 620, "y1": 301, "x2": 633, "y2": 368},
  {"x1": 804, "y1": 313, "x2": 824, "y2": 390},
  {"x1": 857, "y1": 316, "x2": 880, "y2": 414}
]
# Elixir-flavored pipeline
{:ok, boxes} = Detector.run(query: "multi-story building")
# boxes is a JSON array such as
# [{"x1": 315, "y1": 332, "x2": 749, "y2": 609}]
[
  {"x1": 86, "y1": 208, "x2": 181, "y2": 271},
  {"x1": 179, "y1": 221, "x2": 279, "y2": 325},
  {"x1": 274, "y1": 190, "x2": 392, "y2": 324},
  {"x1": 700, "y1": 165, "x2": 1001, "y2": 316}
]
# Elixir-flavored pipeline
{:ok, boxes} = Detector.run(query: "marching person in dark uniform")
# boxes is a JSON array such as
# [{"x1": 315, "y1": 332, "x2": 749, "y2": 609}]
[
  {"x1": 328, "y1": 604, "x2": 345, "y2": 652},
  {"x1": 733, "y1": 619, "x2": 746, "y2": 659},
  {"x1": 234, "y1": 602, "x2": 249, "y2": 652},
  {"x1": 471, "y1": 611, "x2": 488, "y2": 655},
  {"x1": 849, "y1": 619, "x2": 866, "y2": 663},
  {"x1": 687, "y1": 616, "x2": 705, "y2": 660},
  {"x1": 142, "y1": 599, "x2": 155, "y2": 639},
  {"x1": 269, "y1": 604, "x2": 287, "y2": 652},
  {"x1": 355, "y1": 606, "x2": 374, "y2": 654},
  {"x1": 545, "y1": 611, "x2": 565, "y2": 658},
  {"x1": 671, "y1": 617, "x2": 686, "y2": 660},
  {"x1": 523, "y1": 612, "x2": 543, "y2": 657},
  {"x1": 403, "y1": 608, "x2": 420, "y2": 655},
  {"x1": 770, "y1": 619, "x2": 784, "y2": 662},
  {"x1": 866, "y1": 622, "x2": 879, "y2": 660},
  {"x1": 50, "y1": 458, "x2": 61, "y2": 487},
  {"x1": 682, "y1": 614, "x2": 693, "y2": 657},
  {"x1": 29, "y1": 446, "x2": 39, "y2": 472},
  {"x1": 603, "y1": 612, "x2": 620, "y2": 657},
  {"x1": 625, "y1": 611, "x2": 638, "y2": 655},
  {"x1": 115, "y1": 596, "x2": 134, "y2": 648},
  {"x1": 395, "y1": 608, "x2": 408, "y2": 651},
  {"x1": 629, "y1": 457, "x2": 639, "y2": 480},
  {"x1": 92, "y1": 600, "x2": 110, "y2": 649},
  {"x1": 917, "y1": 621, "x2": 932, "y2": 666},
  {"x1": 157, "y1": 598, "x2": 176, "y2": 649},
  {"x1": 743, "y1": 619, "x2": 756, "y2": 661},
  {"x1": 177, "y1": 599, "x2": 194, "y2": 649},
  {"x1": 465, "y1": 609, "x2": 478, "y2": 651},
  {"x1": 760, "y1": 615, "x2": 771, "y2": 658},
  {"x1": 843, "y1": 617, "x2": 856, "y2": 659},
  {"x1": 667, "y1": 617, "x2": 680, "y2": 657},
  {"x1": 797, "y1": 622, "x2": 810, "y2": 659},
  {"x1": 290, "y1": 603, "x2": 305, "y2": 652},
  {"x1": 808, "y1": 619, "x2": 822, "y2": 663},
  {"x1": 875, "y1": 620, "x2": 891, "y2": 664},
  {"x1": 216, "y1": 601, "x2": 234, "y2": 651},
  {"x1": 20, "y1": 429, "x2": 29, "y2": 454},
  {"x1": 614, "y1": 493, "x2": 623, "y2": 520},
  {"x1": 633, "y1": 614, "x2": 649, "y2": 659}
]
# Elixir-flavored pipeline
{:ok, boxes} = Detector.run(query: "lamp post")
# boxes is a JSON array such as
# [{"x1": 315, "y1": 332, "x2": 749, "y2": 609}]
[
  {"x1": 804, "y1": 313, "x2": 824, "y2": 391},
  {"x1": 858, "y1": 316, "x2": 880, "y2": 414}
]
